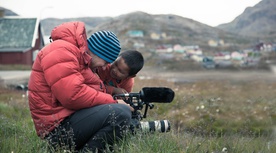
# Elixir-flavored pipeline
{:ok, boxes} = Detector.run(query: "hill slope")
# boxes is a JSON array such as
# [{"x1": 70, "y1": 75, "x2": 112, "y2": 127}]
[
  {"x1": 217, "y1": 0, "x2": 276, "y2": 41},
  {"x1": 86, "y1": 11, "x2": 251, "y2": 52},
  {"x1": 39, "y1": 11, "x2": 253, "y2": 53}
]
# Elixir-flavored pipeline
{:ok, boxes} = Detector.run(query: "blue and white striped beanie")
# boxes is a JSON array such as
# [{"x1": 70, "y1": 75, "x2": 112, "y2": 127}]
[{"x1": 87, "y1": 30, "x2": 121, "y2": 63}]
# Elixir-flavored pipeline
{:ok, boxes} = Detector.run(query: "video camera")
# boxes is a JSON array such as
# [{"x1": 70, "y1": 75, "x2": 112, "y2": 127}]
[{"x1": 113, "y1": 87, "x2": 174, "y2": 133}]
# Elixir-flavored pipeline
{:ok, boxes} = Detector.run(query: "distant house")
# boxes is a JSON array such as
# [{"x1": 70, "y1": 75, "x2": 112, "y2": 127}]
[
  {"x1": 133, "y1": 42, "x2": 145, "y2": 48},
  {"x1": 0, "y1": 17, "x2": 45, "y2": 65},
  {"x1": 150, "y1": 32, "x2": 160, "y2": 40},
  {"x1": 150, "y1": 32, "x2": 167, "y2": 40},
  {"x1": 127, "y1": 30, "x2": 144, "y2": 37},
  {"x1": 208, "y1": 39, "x2": 224, "y2": 47},
  {"x1": 156, "y1": 44, "x2": 173, "y2": 53},
  {"x1": 231, "y1": 51, "x2": 245, "y2": 60},
  {"x1": 173, "y1": 44, "x2": 186, "y2": 53},
  {"x1": 208, "y1": 39, "x2": 218, "y2": 47}
]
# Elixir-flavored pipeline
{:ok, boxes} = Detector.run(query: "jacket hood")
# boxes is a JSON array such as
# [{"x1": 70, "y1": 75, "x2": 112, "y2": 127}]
[{"x1": 51, "y1": 21, "x2": 88, "y2": 53}]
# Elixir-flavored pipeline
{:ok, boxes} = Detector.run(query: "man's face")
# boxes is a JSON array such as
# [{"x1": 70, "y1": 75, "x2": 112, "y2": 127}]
[
  {"x1": 87, "y1": 51, "x2": 108, "y2": 70},
  {"x1": 110, "y1": 57, "x2": 130, "y2": 80}
]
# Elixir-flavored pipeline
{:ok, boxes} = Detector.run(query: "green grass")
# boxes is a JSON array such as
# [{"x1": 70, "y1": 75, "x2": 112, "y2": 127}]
[
  {"x1": 0, "y1": 89, "x2": 47, "y2": 152},
  {"x1": 1, "y1": 77, "x2": 276, "y2": 152}
]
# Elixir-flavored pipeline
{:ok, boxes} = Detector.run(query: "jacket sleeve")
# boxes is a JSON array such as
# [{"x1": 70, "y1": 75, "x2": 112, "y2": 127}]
[
  {"x1": 42, "y1": 46, "x2": 117, "y2": 110},
  {"x1": 105, "y1": 85, "x2": 115, "y2": 94}
]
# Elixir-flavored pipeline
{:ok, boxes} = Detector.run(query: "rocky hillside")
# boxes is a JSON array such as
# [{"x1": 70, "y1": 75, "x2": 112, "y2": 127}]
[
  {"x1": 86, "y1": 11, "x2": 249, "y2": 52},
  {"x1": 0, "y1": 7, "x2": 18, "y2": 16},
  {"x1": 217, "y1": 0, "x2": 276, "y2": 41},
  {"x1": 41, "y1": 11, "x2": 254, "y2": 53},
  {"x1": 41, "y1": 17, "x2": 113, "y2": 36}
]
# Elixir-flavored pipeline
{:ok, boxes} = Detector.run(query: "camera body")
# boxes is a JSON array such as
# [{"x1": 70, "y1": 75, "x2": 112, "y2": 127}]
[{"x1": 113, "y1": 87, "x2": 174, "y2": 133}]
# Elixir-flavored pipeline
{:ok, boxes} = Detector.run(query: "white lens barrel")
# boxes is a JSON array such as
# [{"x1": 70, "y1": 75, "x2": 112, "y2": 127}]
[{"x1": 140, "y1": 120, "x2": 171, "y2": 132}]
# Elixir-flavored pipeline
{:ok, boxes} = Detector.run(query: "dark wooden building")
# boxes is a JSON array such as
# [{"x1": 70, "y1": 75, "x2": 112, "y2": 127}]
[{"x1": 0, "y1": 17, "x2": 45, "y2": 65}]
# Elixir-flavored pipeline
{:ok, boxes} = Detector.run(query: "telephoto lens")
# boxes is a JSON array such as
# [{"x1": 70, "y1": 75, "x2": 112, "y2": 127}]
[{"x1": 139, "y1": 120, "x2": 171, "y2": 133}]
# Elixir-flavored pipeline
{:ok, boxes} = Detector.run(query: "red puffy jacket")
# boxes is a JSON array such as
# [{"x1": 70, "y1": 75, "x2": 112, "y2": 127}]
[{"x1": 28, "y1": 21, "x2": 117, "y2": 138}]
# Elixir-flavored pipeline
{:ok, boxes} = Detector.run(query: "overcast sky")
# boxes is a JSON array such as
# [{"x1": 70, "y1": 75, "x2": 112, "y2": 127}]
[{"x1": 0, "y1": 0, "x2": 262, "y2": 26}]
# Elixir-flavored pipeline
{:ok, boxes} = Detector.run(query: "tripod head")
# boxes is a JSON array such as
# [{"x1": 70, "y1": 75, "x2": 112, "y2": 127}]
[{"x1": 113, "y1": 87, "x2": 174, "y2": 120}]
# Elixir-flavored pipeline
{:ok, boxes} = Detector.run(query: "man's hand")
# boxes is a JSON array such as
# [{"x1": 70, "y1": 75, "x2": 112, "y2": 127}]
[
  {"x1": 117, "y1": 99, "x2": 134, "y2": 112},
  {"x1": 112, "y1": 87, "x2": 128, "y2": 95}
]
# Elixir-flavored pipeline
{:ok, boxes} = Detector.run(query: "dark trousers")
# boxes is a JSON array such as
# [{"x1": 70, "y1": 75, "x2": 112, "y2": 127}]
[{"x1": 45, "y1": 103, "x2": 132, "y2": 152}]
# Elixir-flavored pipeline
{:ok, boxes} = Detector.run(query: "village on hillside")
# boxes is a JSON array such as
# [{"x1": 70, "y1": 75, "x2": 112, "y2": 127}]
[{"x1": 125, "y1": 30, "x2": 276, "y2": 69}]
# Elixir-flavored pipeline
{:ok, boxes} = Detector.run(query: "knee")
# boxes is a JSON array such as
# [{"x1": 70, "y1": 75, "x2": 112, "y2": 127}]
[
  {"x1": 115, "y1": 104, "x2": 132, "y2": 121},
  {"x1": 119, "y1": 104, "x2": 132, "y2": 117}
]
